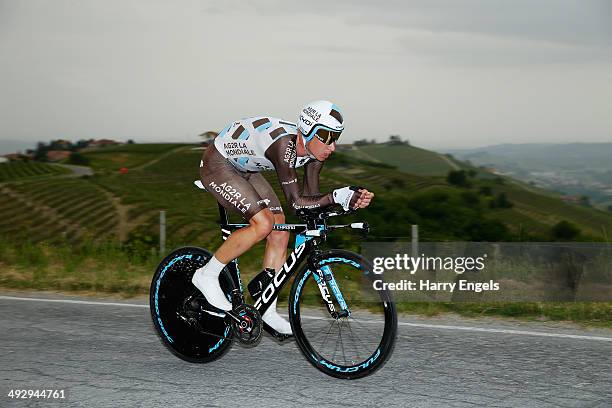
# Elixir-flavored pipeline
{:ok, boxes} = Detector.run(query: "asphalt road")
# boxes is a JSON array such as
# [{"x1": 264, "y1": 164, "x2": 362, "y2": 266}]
[
  {"x1": 52, "y1": 164, "x2": 94, "y2": 177},
  {"x1": 1, "y1": 292, "x2": 611, "y2": 408}
]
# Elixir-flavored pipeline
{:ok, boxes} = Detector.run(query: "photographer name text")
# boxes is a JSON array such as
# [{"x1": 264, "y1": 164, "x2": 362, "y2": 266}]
[{"x1": 373, "y1": 279, "x2": 500, "y2": 292}]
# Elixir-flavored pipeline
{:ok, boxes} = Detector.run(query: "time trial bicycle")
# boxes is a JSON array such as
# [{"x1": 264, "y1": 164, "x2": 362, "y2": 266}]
[{"x1": 149, "y1": 180, "x2": 397, "y2": 379}]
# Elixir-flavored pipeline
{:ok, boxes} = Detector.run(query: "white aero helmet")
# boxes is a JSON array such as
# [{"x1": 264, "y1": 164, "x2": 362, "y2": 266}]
[{"x1": 297, "y1": 100, "x2": 344, "y2": 145}]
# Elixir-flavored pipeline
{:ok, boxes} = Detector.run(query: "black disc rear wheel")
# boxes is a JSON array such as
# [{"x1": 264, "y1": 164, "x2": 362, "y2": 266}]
[{"x1": 150, "y1": 247, "x2": 234, "y2": 363}]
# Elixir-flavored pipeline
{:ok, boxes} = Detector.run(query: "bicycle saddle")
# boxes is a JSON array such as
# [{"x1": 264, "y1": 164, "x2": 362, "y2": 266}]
[{"x1": 193, "y1": 180, "x2": 208, "y2": 191}]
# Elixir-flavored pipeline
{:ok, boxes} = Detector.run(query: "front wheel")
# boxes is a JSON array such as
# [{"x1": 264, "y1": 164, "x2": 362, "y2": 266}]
[{"x1": 289, "y1": 250, "x2": 397, "y2": 379}]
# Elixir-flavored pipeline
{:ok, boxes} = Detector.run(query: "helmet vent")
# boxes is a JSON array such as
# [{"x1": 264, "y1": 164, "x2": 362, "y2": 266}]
[{"x1": 330, "y1": 109, "x2": 343, "y2": 124}]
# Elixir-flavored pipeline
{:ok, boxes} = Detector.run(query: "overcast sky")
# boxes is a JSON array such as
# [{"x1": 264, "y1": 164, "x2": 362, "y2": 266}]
[{"x1": 1, "y1": 0, "x2": 611, "y2": 151}]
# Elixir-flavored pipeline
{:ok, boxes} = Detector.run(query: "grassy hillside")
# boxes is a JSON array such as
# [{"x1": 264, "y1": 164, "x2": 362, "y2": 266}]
[
  {"x1": 343, "y1": 143, "x2": 612, "y2": 240},
  {"x1": 80, "y1": 143, "x2": 188, "y2": 172},
  {"x1": 0, "y1": 177, "x2": 118, "y2": 243},
  {"x1": 2, "y1": 143, "x2": 612, "y2": 326},
  {"x1": 347, "y1": 143, "x2": 466, "y2": 176},
  {"x1": 1, "y1": 142, "x2": 612, "y2": 248},
  {"x1": 0, "y1": 162, "x2": 70, "y2": 182},
  {"x1": 447, "y1": 143, "x2": 612, "y2": 210}
]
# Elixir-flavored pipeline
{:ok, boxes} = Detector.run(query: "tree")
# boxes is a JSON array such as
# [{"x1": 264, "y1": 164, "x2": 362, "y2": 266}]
[
  {"x1": 33, "y1": 142, "x2": 48, "y2": 162},
  {"x1": 579, "y1": 195, "x2": 591, "y2": 207},
  {"x1": 127, "y1": 139, "x2": 135, "y2": 144},
  {"x1": 460, "y1": 191, "x2": 480, "y2": 208},
  {"x1": 68, "y1": 152, "x2": 90, "y2": 166},
  {"x1": 607, "y1": 205, "x2": 612, "y2": 213},
  {"x1": 479, "y1": 186, "x2": 492, "y2": 196},
  {"x1": 447, "y1": 170, "x2": 470, "y2": 188},
  {"x1": 489, "y1": 192, "x2": 513, "y2": 209},
  {"x1": 551, "y1": 220, "x2": 580, "y2": 241},
  {"x1": 75, "y1": 139, "x2": 90, "y2": 150},
  {"x1": 388, "y1": 135, "x2": 405, "y2": 145}
]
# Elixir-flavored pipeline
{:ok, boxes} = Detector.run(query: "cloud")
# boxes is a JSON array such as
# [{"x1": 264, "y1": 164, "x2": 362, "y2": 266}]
[
  {"x1": 1, "y1": 0, "x2": 611, "y2": 148},
  {"x1": 215, "y1": 0, "x2": 612, "y2": 65},
  {"x1": 396, "y1": 29, "x2": 612, "y2": 66}
]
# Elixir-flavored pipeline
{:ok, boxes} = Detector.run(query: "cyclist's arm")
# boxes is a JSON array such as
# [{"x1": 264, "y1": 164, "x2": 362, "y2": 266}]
[
  {"x1": 265, "y1": 138, "x2": 333, "y2": 212},
  {"x1": 303, "y1": 160, "x2": 323, "y2": 196}
]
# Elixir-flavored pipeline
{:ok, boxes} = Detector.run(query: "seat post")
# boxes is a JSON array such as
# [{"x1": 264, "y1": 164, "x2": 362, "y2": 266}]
[{"x1": 218, "y1": 203, "x2": 229, "y2": 225}]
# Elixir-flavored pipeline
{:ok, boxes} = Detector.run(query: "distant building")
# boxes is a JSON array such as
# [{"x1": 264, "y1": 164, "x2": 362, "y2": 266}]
[
  {"x1": 199, "y1": 131, "x2": 218, "y2": 147},
  {"x1": 335, "y1": 143, "x2": 354, "y2": 151},
  {"x1": 54, "y1": 139, "x2": 73, "y2": 149},
  {"x1": 561, "y1": 195, "x2": 581, "y2": 204},
  {"x1": 0, "y1": 157, "x2": 8, "y2": 163},
  {"x1": 2, "y1": 153, "x2": 26, "y2": 161},
  {"x1": 88, "y1": 139, "x2": 122, "y2": 148},
  {"x1": 46, "y1": 150, "x2": 72, "y2": 161}
]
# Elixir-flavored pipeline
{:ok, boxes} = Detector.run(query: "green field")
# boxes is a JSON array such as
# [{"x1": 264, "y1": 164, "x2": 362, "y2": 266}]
[
  {"x1": 2, "y1": 143, "x2": 612, "y2": 324},
  {"x1": 81, "y1": 143, "x2": 189, "y2": 172},
  {"x1": 348, "y1": 144, "x2": 460, "y2": 176},
  {"x1": 0, "y1": 178, "x2": 118, "y2": 244},
  {"x1": 0, "y1": 162, "x2": 70, "y2": 182},
  {"x1": 2, "y1": 142, "x2": 612, "y2": 247},
  {"x1": 488, "y1": 182, "x2": 612, "y2": 239}
]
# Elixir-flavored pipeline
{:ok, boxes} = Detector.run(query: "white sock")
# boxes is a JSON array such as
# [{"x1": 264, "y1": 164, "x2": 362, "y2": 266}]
[
  {"x1": 191, "y1": 256, "x2": 232, "y2": 311},
  {"x1": 263, "y1": 298, "x2": 292, "y2": 335}
]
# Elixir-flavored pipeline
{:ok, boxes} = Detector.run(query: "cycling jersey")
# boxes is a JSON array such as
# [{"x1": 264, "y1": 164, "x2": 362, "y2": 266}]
[
  {"x1": 214, "y1": 117, "x2": 313, "y2": 172},
  {"x1": 200, "y1": 116, "x2": 334, "y2": 220}
]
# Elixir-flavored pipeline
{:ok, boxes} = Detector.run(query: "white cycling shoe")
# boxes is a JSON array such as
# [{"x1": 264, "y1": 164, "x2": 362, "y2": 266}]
[
  {"x1": 192, "y1": 260, "x2": 232, "y2": 311},
  {"x1": 192, "y1": 258, "x2": 292, "y2": 335},
  {"x1": 262, "y1": 298, "x2": 292, "y2": 335}
]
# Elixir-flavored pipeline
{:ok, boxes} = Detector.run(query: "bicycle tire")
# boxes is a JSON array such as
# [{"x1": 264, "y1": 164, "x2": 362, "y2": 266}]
[
  {"x1": 150, "y1": 246, "x2": 234, "y2": 363},
  {"x1": 289, "y1": 249, "x2": 397, "y2": 379}
]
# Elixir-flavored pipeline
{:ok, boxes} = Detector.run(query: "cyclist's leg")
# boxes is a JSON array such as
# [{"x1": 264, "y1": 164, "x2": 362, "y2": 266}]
[
  {"x1": 247, "y1": 172, "x2": 290, "y2": 271},
  {"x1": 214, "y1": 209, "x2": 274, "y2": 263},
  {"x1": 193, "y1": 147, "x2": 274, "y2": 310},
  {"x1": 247, "y1": 173, "x2": 292, "y2": 334}
]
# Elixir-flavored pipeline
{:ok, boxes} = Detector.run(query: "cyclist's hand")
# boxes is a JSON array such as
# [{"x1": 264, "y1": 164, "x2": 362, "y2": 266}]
[
  {"x1": 354, "y1": 188, "x2": 374, "y2": 209},
  {"x1": 333, "y1": 186, "x2": 373, "y2": 211}
]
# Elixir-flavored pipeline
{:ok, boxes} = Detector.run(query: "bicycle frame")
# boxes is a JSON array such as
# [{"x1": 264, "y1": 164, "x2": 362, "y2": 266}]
[{"x1": 216, "y1": 203, "x2": 349, "y2": 319}]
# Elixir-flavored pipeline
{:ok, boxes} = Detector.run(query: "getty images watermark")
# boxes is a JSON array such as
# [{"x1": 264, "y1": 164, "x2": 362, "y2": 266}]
[
  {"x1": 362, "y1": 242, "x2": 612, "y2": 302},
  {"x1": 371, "y1": 253, "x2": 500, "y2": 293}
]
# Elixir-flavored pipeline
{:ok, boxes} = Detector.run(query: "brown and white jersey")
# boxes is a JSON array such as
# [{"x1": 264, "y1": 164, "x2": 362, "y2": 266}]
[
  {"x1": 208, "y1": 116, "x2": 333, "y2": 212},
  {"x1": 214, "y1": 117, "x2": 313, "y2": 172}
]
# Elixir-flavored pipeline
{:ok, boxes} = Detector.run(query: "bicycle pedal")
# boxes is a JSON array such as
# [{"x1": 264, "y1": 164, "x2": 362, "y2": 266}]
[
  {"x1": 263, "y1": 322, "x2": 294, "y2": 342},
  {"x1": 227, "y1": 303, "x2": 263, "y2": 346},
  {"x1": 185, "y1": 293, "x2": 227, "y2": 318}
]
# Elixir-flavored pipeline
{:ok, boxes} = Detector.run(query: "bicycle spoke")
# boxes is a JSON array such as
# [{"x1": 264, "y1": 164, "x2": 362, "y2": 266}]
[
  {"x1": 337, "y1": 320, "x2": 348, "y2": 365},
  {"x1": 292, "y1": 252, "x2": 397, "y2": 378},
  {"x1": 317, "y1": 319, "x2": 336, "y2": 353},
  {"x1": 344, "y1": 319, "x2": 365, "y2": 362}
]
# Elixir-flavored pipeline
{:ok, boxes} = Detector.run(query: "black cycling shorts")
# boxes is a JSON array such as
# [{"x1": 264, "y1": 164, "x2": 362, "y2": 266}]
[{"x1": 200, "y1": 145, "x2": 283, "y2": 221}]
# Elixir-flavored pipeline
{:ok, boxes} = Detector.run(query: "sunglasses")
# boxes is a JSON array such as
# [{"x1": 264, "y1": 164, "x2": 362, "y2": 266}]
[{"x1": 314, "y1": 128, "x2": 342, "y2": 145}]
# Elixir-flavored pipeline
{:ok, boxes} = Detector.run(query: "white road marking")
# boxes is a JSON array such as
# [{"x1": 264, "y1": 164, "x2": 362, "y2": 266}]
[
  {"x1": 0, "y1": 295, "x2": 148, "y2": 308},
  {"x1": 397, "y1": 321, "x2": 612, "y2": 342},
  {"x1": 1, "y1": 295, "x2": 611, "y2": 342}
]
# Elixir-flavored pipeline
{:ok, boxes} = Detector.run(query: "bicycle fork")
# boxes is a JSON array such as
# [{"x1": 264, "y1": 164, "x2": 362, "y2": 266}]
[
  {"x1": 310, "y1": 263, "x2": 351, "y2": 319},
  {"x1": 296, "y1": 232, "x2": 351, "y2": 319}
]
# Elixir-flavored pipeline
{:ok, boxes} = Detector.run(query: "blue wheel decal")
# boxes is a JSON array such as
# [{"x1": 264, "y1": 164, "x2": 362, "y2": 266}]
[
  {"x1": 154, "y1": 253, "x2": 197, "y2": 345},
  {"x1": 294, "y1": 270, "x2": 311, "y2": 314},
  {"x1": 209, "y1": 326, "x2": 230, "y2": 353},
  {"x1": 297, "y1": 255, "x2": 383, "y2": 374}
]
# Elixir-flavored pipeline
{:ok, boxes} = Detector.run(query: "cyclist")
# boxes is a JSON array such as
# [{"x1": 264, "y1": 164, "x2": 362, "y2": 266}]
[{"x1": 192, "y1": 100, "x2": 374, "y2": 335}]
